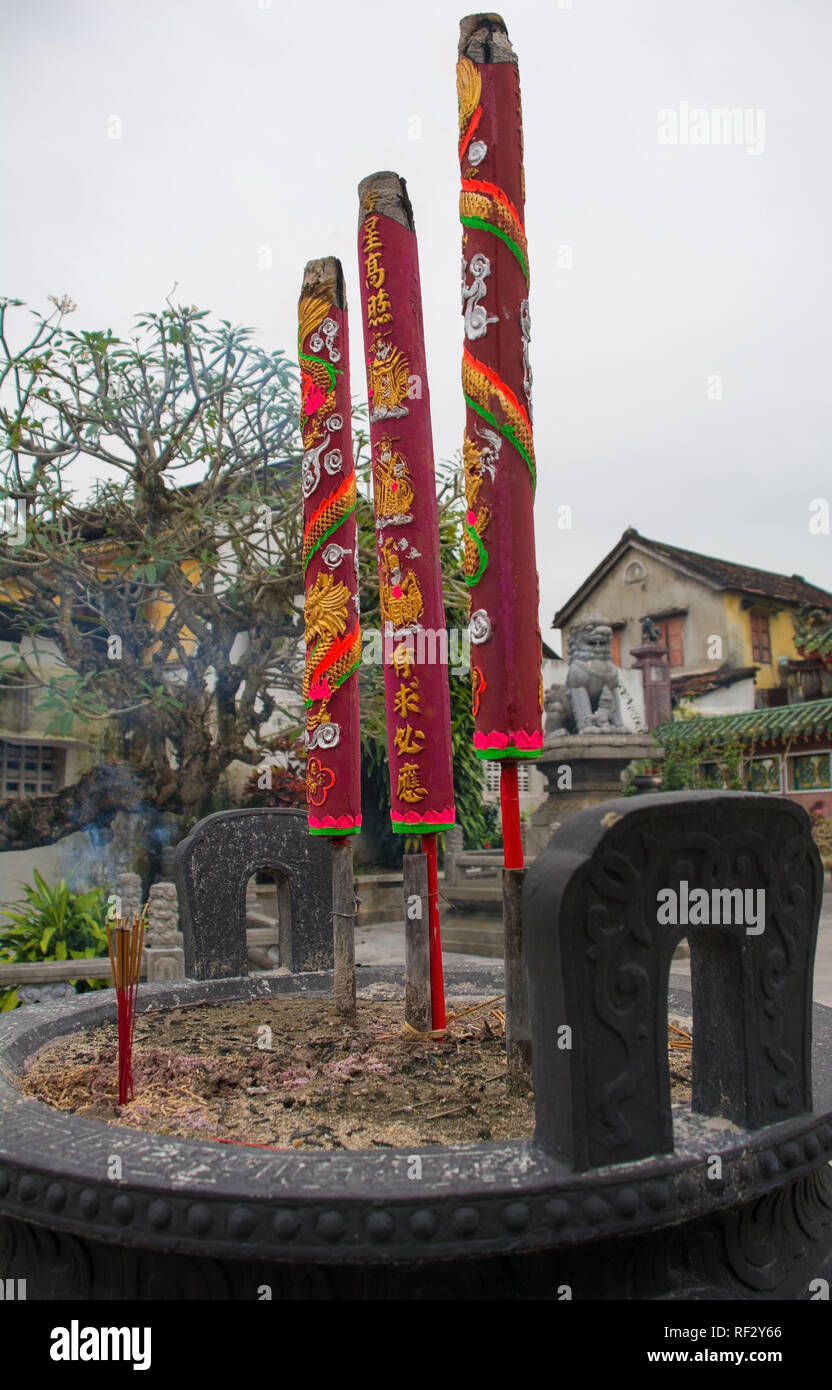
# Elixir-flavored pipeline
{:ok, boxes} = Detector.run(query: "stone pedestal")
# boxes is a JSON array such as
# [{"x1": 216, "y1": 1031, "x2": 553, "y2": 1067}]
[
  {"x1": 526, "y1": 732, "x2": 663, "y2": 858},
  {"x1": 143, "y1": 947, "x2": 186, "y2": 982},
  {"x1": 630, "y1": 640, "x2": 672, "y2": 729},
  {"x1": 143, "y1": 881, "x2": 185, "y2": 983},
  {"x1": 115, "y1": 872, "x2": 142, "y2": 924},
  {"x1": 443, "y1": 824, "x2": 464, "y2": 883}
]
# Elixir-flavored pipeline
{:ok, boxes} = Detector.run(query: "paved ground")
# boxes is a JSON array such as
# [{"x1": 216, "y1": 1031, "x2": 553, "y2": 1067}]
[
  {"x1": 815, "y1": 896, "x2": 832, "y2": 1004},
  {"x1": 355, "y1": 894, "x2": 832, "y2": 1006},
  {"x1": 355, "y1": 924, "x2": 490, "y2": 974}
]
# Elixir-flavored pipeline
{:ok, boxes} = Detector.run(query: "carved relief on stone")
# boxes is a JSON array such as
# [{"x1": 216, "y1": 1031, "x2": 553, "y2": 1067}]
[{"x1": 145, "y1": 882, "x2": 179, "y2": 947}]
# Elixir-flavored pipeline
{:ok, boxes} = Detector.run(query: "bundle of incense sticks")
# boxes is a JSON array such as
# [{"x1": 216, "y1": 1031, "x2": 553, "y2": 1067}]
[{"x1": 106, "y1": 913, "x2": 146, "y2": 1105}]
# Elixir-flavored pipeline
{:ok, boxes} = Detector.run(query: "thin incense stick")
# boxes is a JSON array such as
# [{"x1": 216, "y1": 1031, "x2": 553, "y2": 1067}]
[{"x1": 106, "y1": 911, "x2": 145, "y2": 1105}]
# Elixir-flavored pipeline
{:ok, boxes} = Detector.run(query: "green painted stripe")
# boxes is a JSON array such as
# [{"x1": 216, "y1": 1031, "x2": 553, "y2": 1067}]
[
  {"x1": 475, "y1": 746, "x2": 540, "y2": 760},
  {"x1": 463, "y1": 395, "x2": 536, "y2": 491},
  {"x1": 302, "y1": 502, "x2": 357, "y2": 572},
  {"x1": 502, "y1": 425, "x2": 537, "y2": 492},
  {"x1": 303, "y1": 657, "x2": 360, "y2": 708},
  {"x1": 330, "y1": 658, "x2": 361, "y2": 691},
  {"x1": 309, "y1": 825, "x2": 361, "y2": 837},
  {"x1": 463, "y1": 518, "x2": 488, "y2": 586},
  {"x1": 461, "y1": 216, "x2": 529, "y2": 284},
  {"x1": 298, "y1": 349, "x2": 342, "y2": 394},
  {"x1": 391, "y1": 820, "x2": 457, "y2": 834}
]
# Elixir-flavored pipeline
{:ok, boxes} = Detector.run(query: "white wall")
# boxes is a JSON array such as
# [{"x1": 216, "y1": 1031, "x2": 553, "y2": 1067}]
[
  {"x1": 686, "y1": 678, "x2": 756, "y2": 715},
  {"x1": 544, "y1": 659, "x2": 647, "y2": 732}
]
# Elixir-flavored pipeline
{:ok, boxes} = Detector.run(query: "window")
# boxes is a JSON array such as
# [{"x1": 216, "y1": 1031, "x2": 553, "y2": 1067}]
[
  {"x1": 0, "y1": 741, "x2": 60, "y2": 797},
  {"x1": 485, "y1": 761, "x2": 529, "y2": 793},
  {"x1": 745, "y1": 756, "x2": 782, "y2": 793},
  {"x1": 654, "y1": 615, "x2": 684, "y2": 667},
  {"x1": 787, "y1": 753, "x2": 831, "y2": 792},
  {"x1": 611, "y1": 630, "x2": 622, "y2": 666},
  {"x1": 700, "y1": 762, "x2": 727, "y2": 788},
  {"x1": 750, "y1": 610, "x2": 772, "y2": 664}
]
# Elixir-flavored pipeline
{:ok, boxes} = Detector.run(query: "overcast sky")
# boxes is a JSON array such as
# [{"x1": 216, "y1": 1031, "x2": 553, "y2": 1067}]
[{"x1": 3, "y1": 0, "x2": 830, "y2": 648}]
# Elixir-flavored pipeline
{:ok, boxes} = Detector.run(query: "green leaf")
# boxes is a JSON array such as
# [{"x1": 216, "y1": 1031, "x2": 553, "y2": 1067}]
[{"x1": 45, "y1": 711, "x2": 74, "y2": 738}]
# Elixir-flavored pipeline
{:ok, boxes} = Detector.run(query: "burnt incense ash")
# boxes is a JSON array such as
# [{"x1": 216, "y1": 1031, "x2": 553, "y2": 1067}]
[
  {"x1": 20, "y1": 1002, "x2": 694, "y2": 1148},
  {"x1": 106, "y1": 913, "x2": 146, "y2": 1105}
]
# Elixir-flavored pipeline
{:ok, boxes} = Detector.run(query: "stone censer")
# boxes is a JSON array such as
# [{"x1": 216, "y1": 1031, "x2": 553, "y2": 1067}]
[{"x1": 0, "y1": 796, "x2": 830, "y2": 1299}]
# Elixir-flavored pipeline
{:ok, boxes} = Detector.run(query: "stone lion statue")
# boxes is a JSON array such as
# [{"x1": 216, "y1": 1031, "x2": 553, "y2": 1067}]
[{"x1": 544, "y1": 614, "x2": 626, "y2": 737}]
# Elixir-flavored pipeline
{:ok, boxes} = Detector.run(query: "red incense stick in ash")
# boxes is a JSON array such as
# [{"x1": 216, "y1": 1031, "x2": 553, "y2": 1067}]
[
  {"x1": 299, "y1": 256, "x2": 362, "y2": 1018},
  {"x1": 356, "y1": 171, "x2": 457, "y2": 1031},
  {"x1": 457, "y1": 14, "x2": 543, "y2": 1090},
  {"x1": 106, "y1": 912, "x2": 146, "y2": 1105}
]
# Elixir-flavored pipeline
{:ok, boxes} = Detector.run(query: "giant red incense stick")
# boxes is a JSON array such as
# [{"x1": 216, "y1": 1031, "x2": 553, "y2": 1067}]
[
  {"x1": 299, "y1": 258, "x2": 361, "y2": 1015},
  {"x1": 457, "y1": 14, "x2": 543, "y2": 871},
  {"x1": 106, "y1": 912, "x2": 145, "y2": 1105},
  {"x1": 356, "y1": 171, "x2": 455, "y2": 1028},
  {"x1": 457, "y1": 14, "x2": 540, "y2": 1090},
  {"x1": 299, "y1": 257, "x2": 362, "y2": 840}
]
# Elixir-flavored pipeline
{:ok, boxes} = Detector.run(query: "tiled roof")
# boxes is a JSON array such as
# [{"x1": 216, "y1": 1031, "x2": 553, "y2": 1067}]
[
  {"x1": 654, "y1": 698, "x2": 832, "y2": 749},
  {"x1": 553, "y1": 528, "x2": 832, "y2": 628},
  {"x1": 793, "y1": 607, "x2": 832, "y2": 668},
  {"x1": 631, "y1": 532, "x2": 832, "y2": 607},
  {"x1": 671, "y1": 665, "x2": 758, "y2": 699}
]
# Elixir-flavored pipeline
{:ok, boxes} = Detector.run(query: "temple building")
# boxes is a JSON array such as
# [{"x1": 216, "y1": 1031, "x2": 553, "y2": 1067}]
[
  {"x1": 552, "y1": 532, "x2": 832, "y2": 816},
  {"x1": 553, "y1": 527, "x2": 832, "y2": 714},
  {"x1": 657, "y1": 698, "x2": 832, "y2": 817}
]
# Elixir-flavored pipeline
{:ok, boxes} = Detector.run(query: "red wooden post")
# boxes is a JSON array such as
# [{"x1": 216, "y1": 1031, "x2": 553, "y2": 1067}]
[
  {"x1": 422, "y1": 832, "x2": 446, "y2": 1030},
  {"x1": 500, "y1": 761, "x2": 523, "y2": 870}
]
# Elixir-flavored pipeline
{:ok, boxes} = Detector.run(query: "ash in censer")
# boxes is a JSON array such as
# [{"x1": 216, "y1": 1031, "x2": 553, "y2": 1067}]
[{"x1": 22, "y1": 999, "x2": 692, "y2": 1150}]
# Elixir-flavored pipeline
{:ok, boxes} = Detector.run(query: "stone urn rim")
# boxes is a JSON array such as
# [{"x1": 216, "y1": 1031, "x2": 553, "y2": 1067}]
[{"x1": 1, "y1": 970, "x2": 831, "y2": 1265}]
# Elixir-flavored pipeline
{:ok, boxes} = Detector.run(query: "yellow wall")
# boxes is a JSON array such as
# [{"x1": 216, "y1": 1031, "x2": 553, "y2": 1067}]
[
  {"x1": 722, "y1": 593, "x2": 800, "y2": 689},
  {"x1": 0, "y1": 544, "x2": 200, "y2": 667}
]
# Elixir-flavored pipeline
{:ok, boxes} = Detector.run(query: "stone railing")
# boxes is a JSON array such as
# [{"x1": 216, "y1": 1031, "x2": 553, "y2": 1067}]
[{"x1": 443, "y1": 850, "x2": 504, "y2": 886}]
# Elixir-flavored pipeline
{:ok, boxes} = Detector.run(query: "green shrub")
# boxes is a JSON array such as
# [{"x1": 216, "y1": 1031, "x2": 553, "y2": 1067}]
[{"x1": 0, "y1": 871, "x2": 111, "y2": 1011}]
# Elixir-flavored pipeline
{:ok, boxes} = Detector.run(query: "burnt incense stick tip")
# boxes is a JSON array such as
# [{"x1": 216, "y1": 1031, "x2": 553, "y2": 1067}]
[
  {"x1": 300, "y1": 256, "x2": 346, "y2": 310},
  {"x1": 458, "y1": 13, "x2": 516, "y2": 64},
  {"x1": 357, "y1": 171, "x2": 415, "y2": 232}
]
